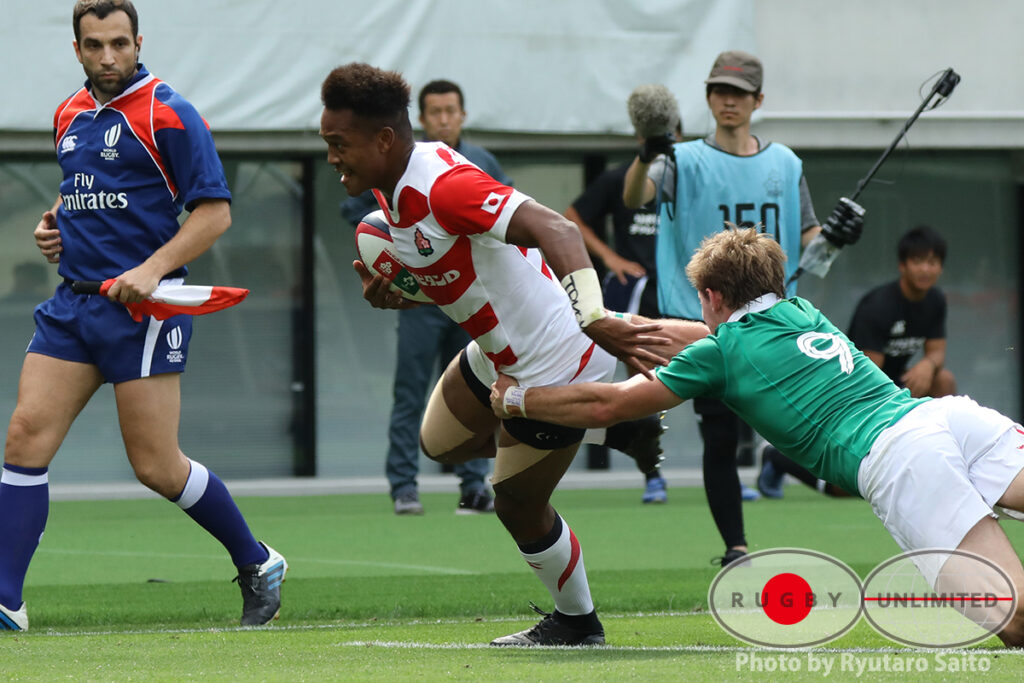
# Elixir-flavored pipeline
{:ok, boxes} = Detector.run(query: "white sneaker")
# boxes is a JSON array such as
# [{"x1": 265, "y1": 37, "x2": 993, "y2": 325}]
[
  {"x1": 394, "y1": 492, "x2": 424, "y2": 515},
  {"x1": 0, "y1": 601, "x2": 28, "y2": 631}
]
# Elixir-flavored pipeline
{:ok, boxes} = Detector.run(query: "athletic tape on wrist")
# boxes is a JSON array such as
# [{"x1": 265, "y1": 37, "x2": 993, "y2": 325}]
[
  {"x1": 503, "y1": 385, "x2": 528, "y2": 418},
  {"x1": 606, "y1": 309, "x2": 633, "y2": 323},
  {"x1": 561, "y1": 268, "x2": 607, "y2": 328}
]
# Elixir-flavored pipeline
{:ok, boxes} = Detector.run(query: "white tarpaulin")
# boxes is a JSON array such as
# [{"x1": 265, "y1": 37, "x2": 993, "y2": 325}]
[{"x1": 2, "y1": 0, "x2": 753, "y2": 134}]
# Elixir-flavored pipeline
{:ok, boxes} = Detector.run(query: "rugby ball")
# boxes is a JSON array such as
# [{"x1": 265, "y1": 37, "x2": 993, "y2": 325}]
[{"x1": 355, "y1": 211, "x2": 432, "y2": 302}]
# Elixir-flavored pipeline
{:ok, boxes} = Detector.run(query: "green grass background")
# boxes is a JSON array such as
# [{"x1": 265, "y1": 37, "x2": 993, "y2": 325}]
[{"x1": 6, "y1": 486, "x2": 1024, "y2": 680}]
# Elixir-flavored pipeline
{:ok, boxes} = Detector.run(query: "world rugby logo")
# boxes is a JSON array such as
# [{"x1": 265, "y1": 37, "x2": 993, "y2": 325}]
[
  {"x1": 165, "y1": 326, "x2": 184, "y2": 363},
  {"x1": 166, "y1": 326, "x2": 182, "y2": 350},
  {"x1": 104, "y1": 123, "x2": 122, "y2": 147},
  {"x1": 101, "y1": 123, "x2": 122, "y2": 161}
]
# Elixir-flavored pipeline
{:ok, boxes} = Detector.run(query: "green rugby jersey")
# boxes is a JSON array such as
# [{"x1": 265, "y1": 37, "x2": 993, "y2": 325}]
[{"x1": 654, "y1": 297, "x2": 927, "y2": 496}]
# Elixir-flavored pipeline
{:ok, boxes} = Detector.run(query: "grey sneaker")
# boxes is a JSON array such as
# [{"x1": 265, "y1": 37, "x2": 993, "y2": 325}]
[
  {"x1": 456, "y1": 490, "x2": 494, "y2": 515},
  {"x1": 394, "y1": 491, "x2": 424, "y2": 515},
  {"x1": 233, "y1": 542, "x2": 287, "y2": 626},
  {"x1": 490, "y1": 603, "x2": 605, "y2": 647},
  {"x1": 0, "y1": 601, "x2": 28, "y2": 631}
]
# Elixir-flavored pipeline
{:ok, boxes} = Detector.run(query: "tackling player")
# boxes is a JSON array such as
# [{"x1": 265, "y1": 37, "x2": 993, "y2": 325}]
[
  {"x1": 319, "y1": 62, "x2": 705, "y2": 646},
  {"x1": 0, "y1": 0, "x2": 284, "y2": 631},
  {"x1": 491, "y1": 227, "x2": 1024, "y2": 647}
]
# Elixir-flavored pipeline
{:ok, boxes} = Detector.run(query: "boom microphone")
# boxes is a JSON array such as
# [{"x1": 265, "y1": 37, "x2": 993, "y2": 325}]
[{"x1": 627, "y1": 84, "x2": 681, "y2": 139}]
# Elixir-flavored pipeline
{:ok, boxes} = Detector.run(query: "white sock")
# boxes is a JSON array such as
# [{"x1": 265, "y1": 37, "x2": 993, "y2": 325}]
[
  {"x1": 520, "y1": 515, "x2": 594, "y2": 616},
  {"x1": 173, "y1": 459, "x2": 209, "y2": 510}
]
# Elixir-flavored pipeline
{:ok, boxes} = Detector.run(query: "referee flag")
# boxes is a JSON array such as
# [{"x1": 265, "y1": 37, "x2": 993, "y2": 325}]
[{"x1": 70, "y1": 279, "x2": 250, "y2": 321}]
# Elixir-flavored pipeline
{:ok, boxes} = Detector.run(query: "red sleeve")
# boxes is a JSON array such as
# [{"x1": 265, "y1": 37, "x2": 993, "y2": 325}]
[{"x1": 429, "y1": 164, "x2": 516, "y2": 235}]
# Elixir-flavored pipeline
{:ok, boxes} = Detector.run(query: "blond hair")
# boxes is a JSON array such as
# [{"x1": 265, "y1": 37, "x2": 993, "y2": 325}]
[{"x1": 685, "y1": 226, "x2": 786, "y2": 308}]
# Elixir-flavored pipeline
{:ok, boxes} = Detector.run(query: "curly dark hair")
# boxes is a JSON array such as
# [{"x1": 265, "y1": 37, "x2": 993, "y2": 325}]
[{"x1": 321, "y1": 63, "x2": 412, "y2": 130}]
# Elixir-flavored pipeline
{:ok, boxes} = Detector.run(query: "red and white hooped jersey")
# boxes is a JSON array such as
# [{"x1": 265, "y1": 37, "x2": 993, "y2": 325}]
[{"x1": 373, "y1": 142, "x2": 609, "y2": 386}]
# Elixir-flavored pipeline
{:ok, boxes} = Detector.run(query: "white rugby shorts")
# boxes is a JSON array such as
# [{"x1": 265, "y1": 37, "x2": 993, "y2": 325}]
[
  {"x1": 463, "y1": 337, "x2": 616, "y2": 389},
  {"x1": 857, "y1": 395, "x2": 1024, "y2": 586}
]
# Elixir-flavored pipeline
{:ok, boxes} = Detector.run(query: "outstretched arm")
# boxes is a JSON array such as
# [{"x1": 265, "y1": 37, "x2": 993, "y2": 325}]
[{"x1": 491, "y1": 372, "x2": 684, "y2": 427}]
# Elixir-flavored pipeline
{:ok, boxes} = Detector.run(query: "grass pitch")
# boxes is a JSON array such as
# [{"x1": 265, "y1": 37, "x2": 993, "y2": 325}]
[{"x1": 6, "y1": 486, "x2": 1024, "y2": 680}]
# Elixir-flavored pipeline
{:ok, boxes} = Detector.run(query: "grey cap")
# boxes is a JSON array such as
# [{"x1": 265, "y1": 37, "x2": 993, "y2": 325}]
[{"x1": 705, "y1": 50, "x2": 762, "y2": 92}]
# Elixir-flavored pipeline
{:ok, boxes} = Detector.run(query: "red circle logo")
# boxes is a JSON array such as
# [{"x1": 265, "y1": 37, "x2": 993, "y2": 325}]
[{"x1": 762, "y1": 572, "x2": 814, "y2": 625}]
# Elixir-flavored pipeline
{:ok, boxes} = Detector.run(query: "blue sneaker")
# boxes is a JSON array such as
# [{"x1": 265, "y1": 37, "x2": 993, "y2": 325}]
[
  {"x1": 741, "y1": 484, "x2": 761, "y2": 501},
  {"x1": 642, "y1": 476, "x2": 668, "y2": 504},
  {"x1": 757, "y1": 456, "x2": 785, "y2": 499},
  {"x1": 0, "y1": 601, "x2": 28, "y2": 631}
]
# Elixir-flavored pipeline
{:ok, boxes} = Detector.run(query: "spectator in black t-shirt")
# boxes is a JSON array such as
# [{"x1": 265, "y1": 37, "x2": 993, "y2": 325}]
[
  {"x1": 758, "y1": 225, "x2": 956, "y2": 499},
  {"x1": 848, "y1": 225, "x2": 956, "y2": 397}
]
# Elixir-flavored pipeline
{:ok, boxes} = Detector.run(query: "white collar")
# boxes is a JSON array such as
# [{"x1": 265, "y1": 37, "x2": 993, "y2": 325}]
[{"x1": 726, "y1": 293, "x2": 781, "y2": 323}]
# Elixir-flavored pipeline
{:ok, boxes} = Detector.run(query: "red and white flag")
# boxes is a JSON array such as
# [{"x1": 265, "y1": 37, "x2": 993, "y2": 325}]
[{"x1": 86, "y1": 279, "x2": 250, "y2": 321}]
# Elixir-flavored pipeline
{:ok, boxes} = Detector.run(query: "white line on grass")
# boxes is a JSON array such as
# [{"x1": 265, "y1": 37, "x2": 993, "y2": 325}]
[
  {"x1": 19, "y1": 611, "x2": 702, "y2": 638},
  {"x1": 19, "y1": 612, "x2": 1024, "y2": 656},
  {"x1": 36, "y1": 548, "x2": 475, "y2": 575}
]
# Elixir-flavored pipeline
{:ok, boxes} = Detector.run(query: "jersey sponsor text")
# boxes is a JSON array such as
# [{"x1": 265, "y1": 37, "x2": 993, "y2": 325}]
[{"x1": 61, "y1": 190, "x2": 129, "y2": 211}]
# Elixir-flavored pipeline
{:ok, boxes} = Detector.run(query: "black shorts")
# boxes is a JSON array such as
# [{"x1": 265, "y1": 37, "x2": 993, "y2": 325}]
[{"x1": 458, "y1": 351, "x2": 585, "y2": 450}]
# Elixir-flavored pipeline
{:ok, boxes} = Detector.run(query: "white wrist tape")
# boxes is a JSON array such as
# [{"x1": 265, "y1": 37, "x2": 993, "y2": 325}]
[
  {"x1": 503, "y1": 385, "x2": 528, "y2": 418},
  {"x1": 561, "y1": 268, "x2": 607, "y2": 328},
  {"x1": 606, "y1": 309, "x2": 633, "y2": 323}
]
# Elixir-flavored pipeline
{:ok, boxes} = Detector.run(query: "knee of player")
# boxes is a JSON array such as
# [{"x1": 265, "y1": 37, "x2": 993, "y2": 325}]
[
  {"x1": 4, "y1": 411, "x2": 49, "y2": 463},
  {"x1": 130, "y1": 460, "x2": 184, "y2": 497},
  {"x1": 419, "y1": 440, "x2": 440, "y2": 462},
  {"x1": 419, "y1": 435, "x2": 451, "y2": 463}
]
